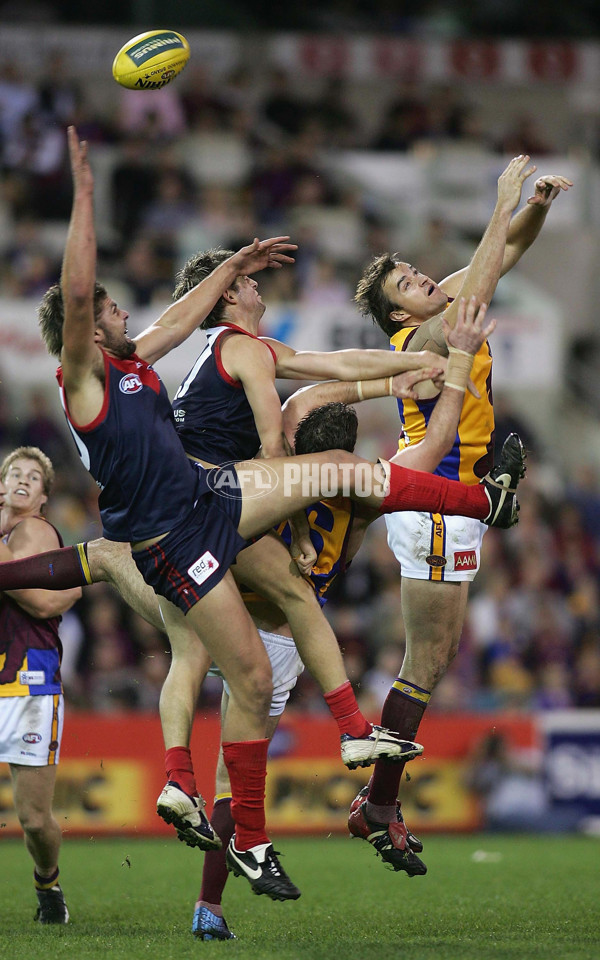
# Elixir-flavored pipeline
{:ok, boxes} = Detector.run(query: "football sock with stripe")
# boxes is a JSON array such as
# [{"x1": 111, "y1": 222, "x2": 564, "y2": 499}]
[
  {"x1": 198, "y1": 796, "x2": 235, "y2": 911},
  {"x1": 0, "y1": 542, "x2": 93, "y2": 590},
  {"x1": 323, "y1": 680, "x2": 372, "y2": 738},
  {"x1": 165, "y1": 746, "x2": 197, "y2": 797},
  {"x1": 34, "y1": 867, "x2": 60, "y2": 890},
  {"x1": 366, "y1": 679, "x2": 431, "y2": 822},
  {"x1": 222, "y1": 739, "x2": 269, "y2": 851},
  {"x1": 379, "y1": 463, "x2": 489, "y2": 520}
]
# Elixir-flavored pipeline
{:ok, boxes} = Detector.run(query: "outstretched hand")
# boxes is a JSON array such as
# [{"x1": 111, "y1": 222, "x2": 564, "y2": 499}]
[
  {"x1": 526, "y1": 174, "x2": 573, "y2": 207},
  {"x1": 443, "y1": 296, "x2": 496, "y2": 356},
  {"x1": 67, "y1": 125, "x2": 93, "y2": 193},
  {"x1": 233, "y1": 237, "x2": 298, "y2": 275},
  {"x1": 496, "y1": 155, "x2": 537, "y2": 213}
]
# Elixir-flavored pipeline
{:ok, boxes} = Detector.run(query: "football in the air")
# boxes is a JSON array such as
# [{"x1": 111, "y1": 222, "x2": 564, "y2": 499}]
[{"x1": 112, "y1": 29, "x2": 190, "y2": 90}]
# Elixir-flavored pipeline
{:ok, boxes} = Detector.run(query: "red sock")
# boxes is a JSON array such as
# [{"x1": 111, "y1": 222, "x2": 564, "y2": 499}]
[
  {"x1": 0, "y1": 543, "x2": 93, "y2": 590},
  {"x1": 222, "y1": 739, "x2": 269, "y2": 851},
  {"x1": 165, "y1": 746, "x2": 197, "y2": 797},
  {"x1": 323, "y1": 681, "x2": 371, "y2": 738},
  {"x1": 199, "y1": 797, "x2": 235, "y2": 907},
  {"x1": 380, "y1": 463, "x2": 489, "y2": 520},
  {"x1": 368, "y1": 679, "x2": 430, "y2": 808}
]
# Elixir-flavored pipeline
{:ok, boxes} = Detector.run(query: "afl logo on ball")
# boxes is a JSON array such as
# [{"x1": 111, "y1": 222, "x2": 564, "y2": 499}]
[
  {"x1": 23, "y1": 732, "x2": 42, "y2": 744},
  {"x1": 119, "y1": 373, "x2": 143, "y2": 394},
  {"x1": 426, "y1": 554, "x2": 447, "y2": 567}
]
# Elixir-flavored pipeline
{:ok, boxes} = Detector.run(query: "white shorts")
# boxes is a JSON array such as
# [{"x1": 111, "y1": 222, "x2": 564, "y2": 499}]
[
  {"x1": 385, "y1": 511, "x2": 486, "y2": 582},
  {"x1": 209, "y1": 630, "x2": 304, "y2": 717},
  {"x1": 0, "y1": 694, "x2": 63, "y2": 765}
]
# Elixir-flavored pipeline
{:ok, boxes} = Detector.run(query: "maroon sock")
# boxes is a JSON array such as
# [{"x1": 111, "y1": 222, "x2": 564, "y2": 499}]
[
  {"x1": 368, "y1": 678, "x2": 430, "y2": 808},
  {"x1": 222, "y1": 739, "x2": 269, "y2": 850},
  {"x1": 380, "y1": 463, "x2": 489, "y2": 520},
  {"x1": 198, "y1": 797, "x2": 234, "y2": 906},
  {"x1": 323, "y1": 681, "x2": 371, "y2": 738},
  {"x1": 0, "y1": 543, "x2": 93, "y2": 590},
  {"x1": 165, "y1": 746, "x2": 197, "y2": 797}
]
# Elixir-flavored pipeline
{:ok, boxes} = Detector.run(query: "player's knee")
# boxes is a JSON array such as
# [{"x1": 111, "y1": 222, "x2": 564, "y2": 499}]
[
  {"x1": 232, "y1": 659, "x2": 272, "y2": 715},
  {"x1": 18, "y1": 808, "x2": 49, "y2": 836},
  {"x1": 267, "y1": 569, "x2": 315, "y2": 608}
]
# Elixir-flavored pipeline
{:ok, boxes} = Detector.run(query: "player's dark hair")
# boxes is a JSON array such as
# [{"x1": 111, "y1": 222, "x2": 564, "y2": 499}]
[
  {"x1": 294, "y1": 403, "x2": 358, "y2": 456},
  {"x1": 172, "y1": 249, "x2": 236, "y2": 330},
  {"x1": 355, "y1": 253, "x2": 403, "y2": 338},
  {"x1": 38, "y1": 282, "x2": 108, "y2": 358}
]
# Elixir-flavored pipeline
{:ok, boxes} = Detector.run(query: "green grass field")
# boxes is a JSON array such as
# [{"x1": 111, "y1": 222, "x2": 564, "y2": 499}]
[{"x1": 1, "y1": 834, "x2": 598, "y2": 960}]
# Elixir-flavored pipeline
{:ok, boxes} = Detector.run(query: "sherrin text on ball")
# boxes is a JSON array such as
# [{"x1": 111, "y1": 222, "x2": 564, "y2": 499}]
[{"x1": 112, "y1": 29, "x2": 190, "y2": 90}]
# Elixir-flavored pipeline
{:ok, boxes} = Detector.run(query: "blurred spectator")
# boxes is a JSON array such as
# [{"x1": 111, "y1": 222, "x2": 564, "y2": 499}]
[
  {"x1": 307, "y1": 78, "x2": 362, "y2": 149},
  {"x1": 119, "y1": 237, "x2": 171, "y2": 307},
  {"x1": 361, "y1": 643, "x2": 402, "y2": 711},
  {"x1": 260, "y1": 68, "x2": 311, "y2": 139},
  {"x1": 17, "y1": 388, "x2": 76, "y2": 466},
  {"x1": 117, "y1": 87, "x2": 187, "y2": 142},
  {"x1": 493, "y1": 394, "x2": 538, "y2": 460},
  {"x1": 3, "y1": 110, "x2": 69, "y2": 219},
  {"x1": 0, "y1": 62, "x2": 37, "y2": 146},
  {"x1": 110, "y1": 136, "x2": 157, "y2": 244},
  {"x1": 299, "y1": 257, "x2": 353, "y2": 306},
  {"x1": 464, "y1": 730, "x2": 554, "y2": 831},
  {"x1": 2, "y1": 219, "x2": 59, "y2": 297},
  {"x1": 407, "y1": 216, "x2": 473, "y2": 283},
  {"x1": 495, "y1": 113, "x2": 556, "y2": 156},
  {"x1": 37, "y1": 50, "x2": 80, "y2": 126},
  {"x1": 139, "y1": 166, "x2": 198, "y2": 269}
]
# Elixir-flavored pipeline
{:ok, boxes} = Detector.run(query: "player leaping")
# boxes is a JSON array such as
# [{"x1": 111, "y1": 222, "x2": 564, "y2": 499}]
[{"x1": 351, "y1": 156, "x2": 571, "y2": 856}]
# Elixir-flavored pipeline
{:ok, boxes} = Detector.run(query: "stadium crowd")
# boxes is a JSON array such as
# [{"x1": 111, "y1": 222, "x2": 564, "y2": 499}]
[{"x1": 1, "y1": 44, "x2": 599, "y2": 718}]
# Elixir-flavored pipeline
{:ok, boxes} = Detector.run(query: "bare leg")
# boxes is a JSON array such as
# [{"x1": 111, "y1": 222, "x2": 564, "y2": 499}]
[
  {"x1": 365, "y1": 578, "x2": 469, "y2": 816},
  {"x1": 86, "y1": 539, "x2": 165, "y2": 632},
  {"x1": 11, "y1": 764, "x2": 61, "y2": 876},
  {"x1": 401, "y1": 579, "x2": 469, "y2": 690},
  {"x1": 158, "y1": 597, "x2": 213, "y2": 749},
  {"x1": 162, "y1": 571, "x2": 272, "y2": 744},
  {"x1": 233, "y1": 534, "x2": 348, "y2": 693}
]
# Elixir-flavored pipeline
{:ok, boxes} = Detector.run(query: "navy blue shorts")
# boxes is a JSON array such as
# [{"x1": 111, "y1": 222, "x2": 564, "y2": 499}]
[{"x1": 132, "y1": 464, "x2": 246, "y2": 613}]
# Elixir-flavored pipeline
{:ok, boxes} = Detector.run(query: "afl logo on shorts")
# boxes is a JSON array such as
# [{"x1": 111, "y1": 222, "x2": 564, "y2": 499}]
[
  {"x1": 22, "y1": 732, "x2": 42, "y2": 744},
  {"x1": 119, "y1": 373, "x2": 143, "y2": 394},
  {"x1": 426, "y1": 554, "x2": 447, "y2": 567}
]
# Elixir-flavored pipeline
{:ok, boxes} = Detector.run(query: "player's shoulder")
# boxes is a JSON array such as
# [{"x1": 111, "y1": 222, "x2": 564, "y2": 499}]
[
  {"x1": 223, "y1": 331, "x2": 276, "y2": 365},
  {"x1": 390, "y1": 323, "x2": 422, "y2": 351},
  {"x1": 8, "y1": 515, "x2": 60, "y2": 548}
]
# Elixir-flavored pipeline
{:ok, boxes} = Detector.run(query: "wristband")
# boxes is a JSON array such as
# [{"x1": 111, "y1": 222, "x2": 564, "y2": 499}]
[
  {"x1": 447, "y1": 346, "x2": 474, "y2": 358},
  {"x1": 356, "y1": 381, "x2": 364, "y2": 401},
  {"x1": 443, "y1": 382, "x2": 467, "y2": 393},
  {"x1": 386, "y1": 376, "x2": 393, "y2": 396},
  {"x1": 445, "y1": 346, "x2": 474, "y2": 394}
]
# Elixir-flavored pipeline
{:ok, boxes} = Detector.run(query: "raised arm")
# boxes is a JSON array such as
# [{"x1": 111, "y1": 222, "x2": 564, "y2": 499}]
[
  {"x1": 501, "y1": 173, "x2": 573, "y2": 273},
  {"x1": 407, "y1": 156, "x2": 545, "y2": 353},
  {"x1": 134, "y1": 237, "x2": 297, "y2": 366},
  {"x1": 61, "y1": 128, "x2": 101, "y2": 375},
  {"x1": 59, "y1": 127, "x2": 108, "y2": 425},
  {"x1": 439, "y1": 172, "x2": 573, "y2": 301},
  {"x1": 2, "y1": 518, "x2": 81, "y2": 619}
]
